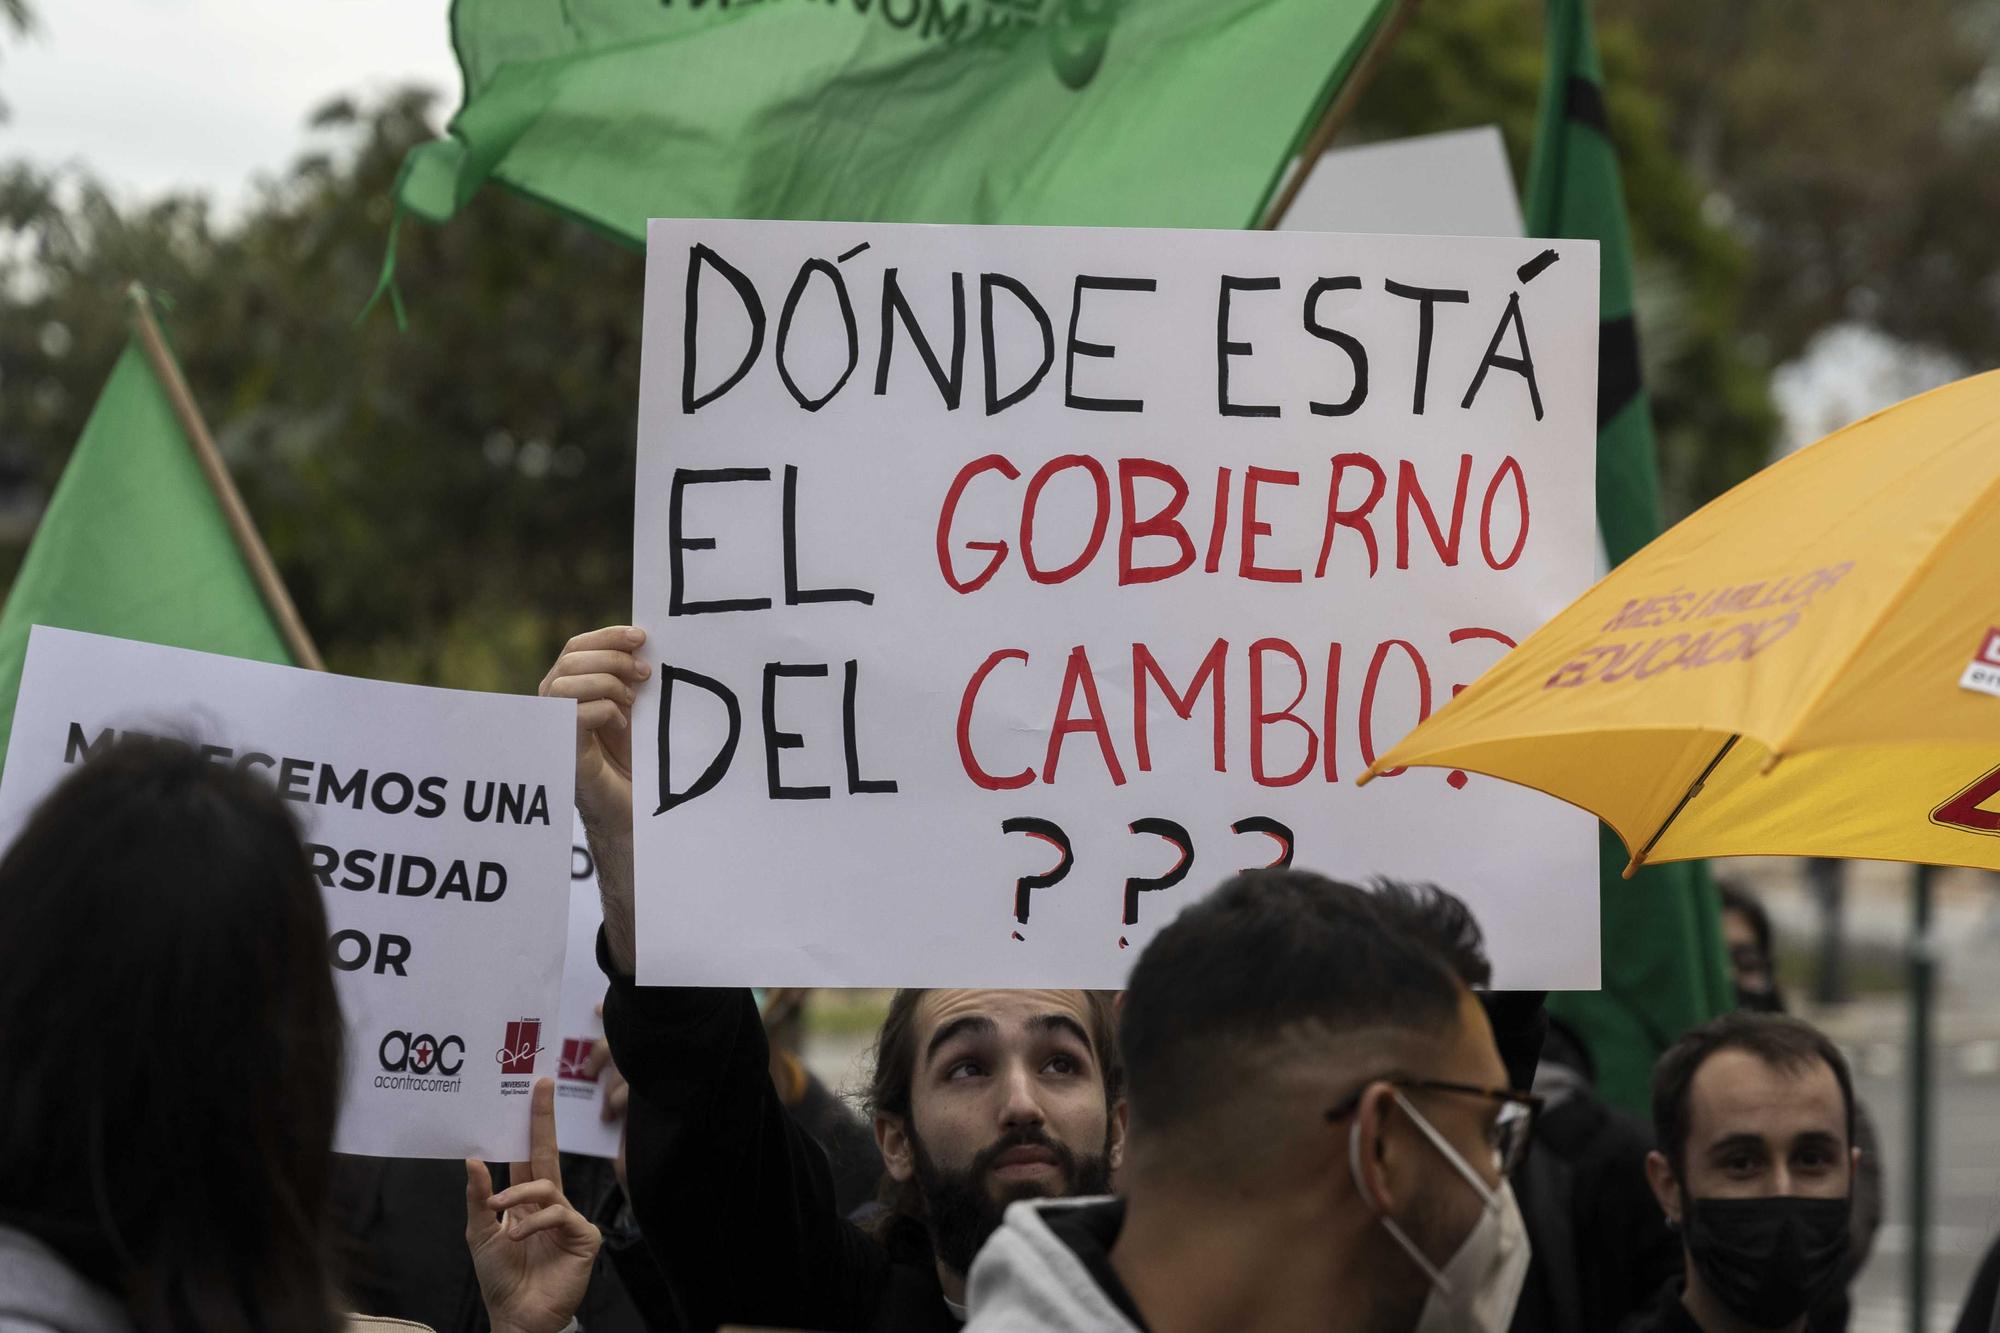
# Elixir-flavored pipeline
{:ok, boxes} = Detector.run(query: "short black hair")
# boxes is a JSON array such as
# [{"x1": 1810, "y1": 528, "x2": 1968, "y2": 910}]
[
  {"x1": 1717, "y1": 879, "x2": 1774, "y2": 962},
  {"x1": 1120, "y1": 869, "x2": 1468, "y2": 1136},
  {"x1": 1651, "y1": 1011, "x2": 1855, "y2": 1176},
  {"x1": 1371, "y1": 878, "x2": 1491, "y2": 989}
]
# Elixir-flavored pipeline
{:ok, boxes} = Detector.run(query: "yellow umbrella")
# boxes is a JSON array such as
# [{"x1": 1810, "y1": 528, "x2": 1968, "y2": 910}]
[{"x1": 1359, "y1": 369, "x2": 2000, "y2": 877}]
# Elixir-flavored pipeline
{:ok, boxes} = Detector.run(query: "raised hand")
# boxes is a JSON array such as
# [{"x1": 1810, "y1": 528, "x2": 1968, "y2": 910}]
[
  {"x1": 467, "y1": 1078, "x2": 602, "y2": 1333},
  {"x1": 538, "y1": 625, "x2": 647, "y2": 829},
  {"x1": 541, "y1": 626, "x2": 647, "y2": 969}
]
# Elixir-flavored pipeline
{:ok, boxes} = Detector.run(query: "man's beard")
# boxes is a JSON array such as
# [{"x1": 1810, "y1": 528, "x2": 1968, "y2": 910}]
[{"x1": 910, "y1": 1122, "x2": 1113, "y2": 1277}]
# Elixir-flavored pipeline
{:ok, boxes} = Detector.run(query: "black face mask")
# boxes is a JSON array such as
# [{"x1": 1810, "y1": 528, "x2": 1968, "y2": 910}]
[{"x1": 1684, "y1": 1194, "x2": 1850, "y2": 1328}]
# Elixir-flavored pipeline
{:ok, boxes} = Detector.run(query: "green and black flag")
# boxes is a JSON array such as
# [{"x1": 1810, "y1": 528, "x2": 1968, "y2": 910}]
[{"x1": 1528, "y1": 0, "x2": 1735, "y2": 1111}]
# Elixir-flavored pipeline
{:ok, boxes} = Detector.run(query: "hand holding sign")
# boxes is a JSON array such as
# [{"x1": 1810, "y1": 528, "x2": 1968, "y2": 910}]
[
  {"x1": 467, "y1": 1078, "x2": 603, "y2": 1333},
  {"x1": 541, "y1": 627, "x2": 649, "y2": 974},
  {"x1": 539, "y1": 626, "x2": 648, "y2": 828}
]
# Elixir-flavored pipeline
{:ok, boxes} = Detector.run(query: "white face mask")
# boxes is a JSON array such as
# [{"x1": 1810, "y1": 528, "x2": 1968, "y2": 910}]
[{"x1": 1348, "y1": 1089, "x2": 1532, "y2": 1333}]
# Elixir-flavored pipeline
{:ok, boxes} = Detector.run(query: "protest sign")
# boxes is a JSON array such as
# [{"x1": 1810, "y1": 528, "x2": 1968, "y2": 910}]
[
  {"x1": 633, "y1": 219, "x2": 1601, "y2": 988},
  {"x1": 553, "y1": 813, "x2": 621, "y2": 1161},
  {"x1": 1279, "y1": 127, "x2": 1524, "y2": 238},
  {"x1": 0, "y1": 627, "x2": 575, "y2": 1160}
]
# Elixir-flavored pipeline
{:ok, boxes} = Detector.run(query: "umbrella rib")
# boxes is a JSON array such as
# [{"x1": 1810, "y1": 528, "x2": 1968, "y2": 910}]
[{"x1": 1622, "y1": 733, "x2": 1740, "y2": 880}]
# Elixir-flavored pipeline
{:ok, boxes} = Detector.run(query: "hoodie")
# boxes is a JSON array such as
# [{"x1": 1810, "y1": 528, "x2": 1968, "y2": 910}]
[
  {"x1": 0, "y1": 1226, "x2": 131, "y2": 1333},
  {"x1": 963, "y1": 1198, "x2": 1149, "y2": 1333}
]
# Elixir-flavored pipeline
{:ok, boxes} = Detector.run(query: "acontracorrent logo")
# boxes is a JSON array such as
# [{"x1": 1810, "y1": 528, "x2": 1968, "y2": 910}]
[{"x1": 375, "y1": 1029, "x2": 465, "y2": 1093}]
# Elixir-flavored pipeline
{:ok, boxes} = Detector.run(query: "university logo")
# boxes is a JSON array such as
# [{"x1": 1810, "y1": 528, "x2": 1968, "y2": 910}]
[
  {"x1": 558, "y1": 1037, "x2": 599, "y2": 1083},
  {"x1": 496, "y1": 1019, "x2": 544, "y2": 1076}
]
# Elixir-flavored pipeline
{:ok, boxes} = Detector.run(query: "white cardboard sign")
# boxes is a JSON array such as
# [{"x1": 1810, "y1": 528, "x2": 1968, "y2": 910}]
[
  {"x1": 634, "y1": 219, "x2": 1601, "y2": 989},
  {"x1": 0, "y1": 627, "x2": 575, "y2": 1160},
  {"x1": 552, "y1": 813, "x2": 621, "y2": 1160}
]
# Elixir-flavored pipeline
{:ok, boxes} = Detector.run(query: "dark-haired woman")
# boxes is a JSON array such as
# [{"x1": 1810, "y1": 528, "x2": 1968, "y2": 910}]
[{"x1": 0, "y1": 738, "x2": 597, "y2": 1332}]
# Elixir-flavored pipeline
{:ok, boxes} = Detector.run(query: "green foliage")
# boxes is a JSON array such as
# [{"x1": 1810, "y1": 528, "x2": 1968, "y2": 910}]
[
  {"x1": 1609, "y1": 0, "x2": 2000, "y2": 370},
  {"x1": 4, "y1": 0, "x2": 1989, "y2": 687},
  {"x1": 0, "y1": 90, "x2": 643, "y2": 691},
  {"x1": 1350, "y1": 0, "x2": 1779, "y2": 522}
]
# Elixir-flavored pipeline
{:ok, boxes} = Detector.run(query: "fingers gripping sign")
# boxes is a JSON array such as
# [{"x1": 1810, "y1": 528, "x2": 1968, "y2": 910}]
[
  {"x1": 467, "y1": 1078, "x2": 602, "y2": 1333},
  {"x1": 540, "y1": 626, "x2": 650, "y2": 827}
]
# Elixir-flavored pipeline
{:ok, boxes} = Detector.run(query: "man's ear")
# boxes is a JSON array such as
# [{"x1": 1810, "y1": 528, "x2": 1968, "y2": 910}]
[
  {"x1": 1107, "y1": 1098, "x2": 1130, "y2": 1174},
  {"x1": 1350, "y1": 1083, "x2": 1402, "y2": 1216},
  {"x1": 1644, "y1": 1149, "x2": 1683, "y2": 1227},
  {"x1": 876, "y1": 1113, "x2": 915, "y2": 1183}
]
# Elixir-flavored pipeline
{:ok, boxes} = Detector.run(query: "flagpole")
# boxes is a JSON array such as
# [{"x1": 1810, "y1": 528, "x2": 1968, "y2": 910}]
[
  {"x1": 125, "y1": 285, "x2": 328, "y2": 672},
  {"x1": 1258, "y1": 0, "x2": 1423, "y2": 230}
]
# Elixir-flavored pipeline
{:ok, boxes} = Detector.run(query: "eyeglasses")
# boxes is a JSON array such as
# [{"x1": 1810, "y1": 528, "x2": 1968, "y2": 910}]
[{"x1": 1326, "y1": 1077, "x2": 1545, "y2": 1177}]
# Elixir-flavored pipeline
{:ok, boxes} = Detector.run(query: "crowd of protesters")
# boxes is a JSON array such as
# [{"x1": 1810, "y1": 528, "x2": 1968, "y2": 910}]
[{"x1": 0, "y1": 623, "x2": 1934, "y2": 1333}]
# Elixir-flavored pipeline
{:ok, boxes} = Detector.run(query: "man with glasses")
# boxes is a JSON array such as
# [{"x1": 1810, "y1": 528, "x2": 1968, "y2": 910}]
[{"x1": 963, "y1": 869, "x2": 1534, "y2": 1333}]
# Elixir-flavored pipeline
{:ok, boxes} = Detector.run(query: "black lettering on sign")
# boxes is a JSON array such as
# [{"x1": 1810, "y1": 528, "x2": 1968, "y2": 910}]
[{"x1": 1000, "y1": 816, "x2": 1073, "y2": 941}]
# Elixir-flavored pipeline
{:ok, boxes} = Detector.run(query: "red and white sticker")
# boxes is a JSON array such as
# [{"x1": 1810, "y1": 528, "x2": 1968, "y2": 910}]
[{"x1": 1962, "y1": 628, "x2": 2000, "y2": 699}]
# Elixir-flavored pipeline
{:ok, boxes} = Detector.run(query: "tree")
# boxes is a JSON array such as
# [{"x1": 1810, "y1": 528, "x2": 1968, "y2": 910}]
[
  {"x1": 1346, "y1": 0, "x2": 1779, "y2": 521},
  {"x1": 1606, "y1": 0, "x2": 2000, "y2": 389},
  {"x1": 0, "y1": 0, "x2": 1826, "y2": 689},
  {"x1": 0, "y1": 90, "x2": 646, "y2": 691}
]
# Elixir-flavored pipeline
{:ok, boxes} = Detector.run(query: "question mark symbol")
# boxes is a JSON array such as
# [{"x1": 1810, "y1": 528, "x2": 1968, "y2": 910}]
[
  {"x1": 1120, "y1": 817, "x2": 1193, "y2": 948},
  {"x1": 1000, "y1": 817, "x2": 1074, "y2": 941},
  {"x1": 1230, "y1": 816, "x2": 1295, "y2": 870}
]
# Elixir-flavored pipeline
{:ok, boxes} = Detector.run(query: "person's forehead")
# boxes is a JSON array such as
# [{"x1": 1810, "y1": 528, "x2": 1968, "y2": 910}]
[
  {"x1": 1687, "y1": 1048, "x2": 1845, "y2": 1149},
  {"x1": 917, "y1": 989, "x2": 1094, "y2": 1044},
  {"x1": 1721, "y1": 909, "x2": 1757, "y2": 945}
]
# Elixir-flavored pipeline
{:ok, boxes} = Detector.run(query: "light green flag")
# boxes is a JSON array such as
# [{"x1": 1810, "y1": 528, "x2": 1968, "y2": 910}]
[
  {"x1": 393, "y1": 0, "x2": 1394, "y2": 247},
  {"x1": 1528, "y1": 0, "x2": 1734, "y2": 1111},
  {"x1": 0, "y1": 341, "x2": 293, "y2": 773}
]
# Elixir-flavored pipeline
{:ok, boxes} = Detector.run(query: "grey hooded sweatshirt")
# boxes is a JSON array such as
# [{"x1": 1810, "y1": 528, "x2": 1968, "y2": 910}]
[
  {"x1": 0, "y1": 1227, "x2": 130, "y2": 1333},
  {"x1": 963, "y1": 1197, "x2": 1149, "y2": 1333}
]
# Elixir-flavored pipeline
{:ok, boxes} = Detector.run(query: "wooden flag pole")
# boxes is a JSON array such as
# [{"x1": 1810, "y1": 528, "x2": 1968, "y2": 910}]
[
  {"x1": 126, "y1": 285, "x2": 327, "y2": 672},
  {"x1": 1259, "y1": 0, "x2": 1423, "y2": 231}
]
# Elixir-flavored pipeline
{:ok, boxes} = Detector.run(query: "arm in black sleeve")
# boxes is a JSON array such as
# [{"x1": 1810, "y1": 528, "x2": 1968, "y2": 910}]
[
  {"x1": 598, "y1": 931, "x2": 892, "y2": 1332},
  {"x1": 1481, "y1": 990, "x2": 1549, "y2": 1093}
]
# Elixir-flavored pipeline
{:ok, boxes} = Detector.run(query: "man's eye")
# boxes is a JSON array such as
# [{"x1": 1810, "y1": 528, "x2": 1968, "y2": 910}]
[
  {"x1": 947, "y1": 1059, "x2": 985, "y2": 1080},
  {"x1": 1043, "y1": 1054, "x2": 1081, "y2": 1076},
  {"x1": 1722, "y1": 1154, "x2": 1760, "y2": 1175}
]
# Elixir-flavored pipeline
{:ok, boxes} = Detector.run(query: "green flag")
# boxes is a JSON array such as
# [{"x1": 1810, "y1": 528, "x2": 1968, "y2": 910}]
[
  {"x1": 0, "y1": 340, "x2": 293, "y2": 772},
  {"x1": 393, "y1": 0, "x2": 1394, "y2": 246},
  {"x1": 1528, "y1": 0, "x2": 1734, "y2": 1110}
]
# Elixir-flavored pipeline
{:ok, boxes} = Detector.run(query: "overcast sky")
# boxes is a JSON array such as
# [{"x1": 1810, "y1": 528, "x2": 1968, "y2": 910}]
[
  {"x1": 4, "y1": 0, "x2": 1960, "y2": 450},
  {"x1": 2, "y1": 0, "x2": 459, "y2": 209}
]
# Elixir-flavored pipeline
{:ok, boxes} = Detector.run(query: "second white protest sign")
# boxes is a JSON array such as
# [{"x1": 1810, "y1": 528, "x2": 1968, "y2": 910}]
[{"x1": 0, "y1": 627, "x2": 575, "y2": 1161}]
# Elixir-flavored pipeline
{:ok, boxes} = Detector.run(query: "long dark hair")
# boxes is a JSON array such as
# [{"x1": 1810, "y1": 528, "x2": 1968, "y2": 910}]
[{"x1": 0, "y1": 738, "x2": 344, "y2": 1332}]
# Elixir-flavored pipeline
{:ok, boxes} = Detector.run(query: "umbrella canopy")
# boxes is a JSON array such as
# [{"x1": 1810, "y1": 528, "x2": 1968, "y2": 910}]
[{"x1": 1360, "y1": 369, "x2": 2000, "y2": 876}]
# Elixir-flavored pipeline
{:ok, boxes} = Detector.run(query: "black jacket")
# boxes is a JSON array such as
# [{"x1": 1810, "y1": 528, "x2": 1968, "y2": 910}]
[
  {"x1": 600, "y1": 939, "x2": 957, "y2": 1333},
  {"x1": 1508, "y1": 1079, "x2": 1681, "y2": 1333}
]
